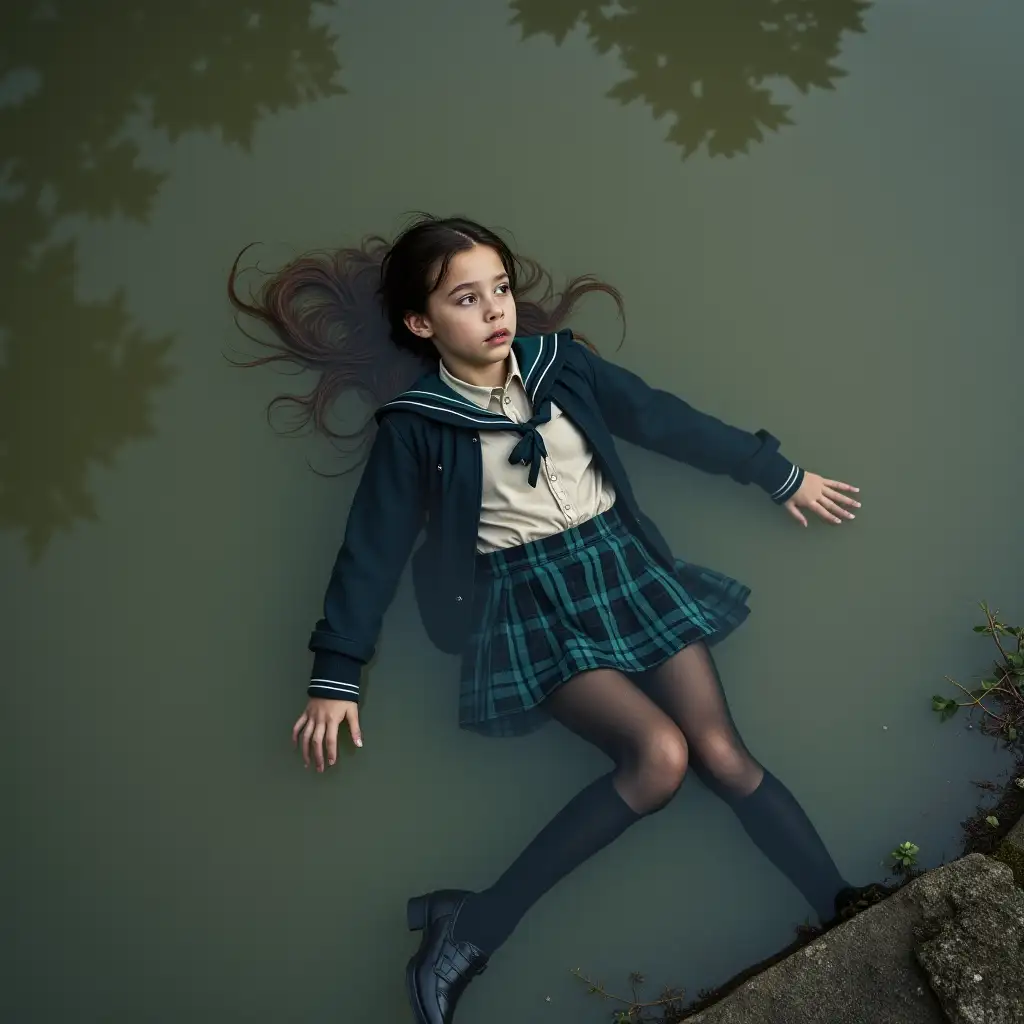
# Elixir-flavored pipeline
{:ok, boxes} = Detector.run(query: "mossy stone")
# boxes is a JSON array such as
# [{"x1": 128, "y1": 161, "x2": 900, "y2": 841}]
[{"x1": 992, "y1": 838, "x2": 1024, "y2": 887}]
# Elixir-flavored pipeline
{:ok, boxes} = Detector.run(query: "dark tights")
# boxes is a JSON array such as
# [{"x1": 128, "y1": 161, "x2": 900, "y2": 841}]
[
  {"x1": 548, "y1": 663, "x2": 693, "y2": 815},
  {"x1": 453, "y1": 642, "x2": 848, "y2": 955},
  {"x1": 636, "y1": 641, "x2": 764, "y2": 799}
]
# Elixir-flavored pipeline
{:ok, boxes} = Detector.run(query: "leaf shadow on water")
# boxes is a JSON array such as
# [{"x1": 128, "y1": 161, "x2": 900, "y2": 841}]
[
  {"x1": 509, "y1": 0, "x2": 871, "y2": 159},
  {"x1": 0, "y1": 2, "x2": 345, "y2": 561}
]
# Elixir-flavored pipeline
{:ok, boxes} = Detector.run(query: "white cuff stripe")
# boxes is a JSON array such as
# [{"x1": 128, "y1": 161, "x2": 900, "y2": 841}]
[
  {"x1": 309, "y1": 679, "x2": 360, "y2": 695},
  {"x1": 771, "y1": 464, "x2": 800, "y2": 500}
]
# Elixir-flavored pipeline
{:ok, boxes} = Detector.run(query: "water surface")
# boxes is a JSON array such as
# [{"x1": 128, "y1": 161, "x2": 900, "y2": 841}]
[{"x1": 3, "y1": 1, "x2": 1022, "y2": 1020}]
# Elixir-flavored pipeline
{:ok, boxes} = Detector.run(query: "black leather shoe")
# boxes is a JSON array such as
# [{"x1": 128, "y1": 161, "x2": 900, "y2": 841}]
[{"x1": 405, "y1": 889, "x2": 489, "y2": 1024}]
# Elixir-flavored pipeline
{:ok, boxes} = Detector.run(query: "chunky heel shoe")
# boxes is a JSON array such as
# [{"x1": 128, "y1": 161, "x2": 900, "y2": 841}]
[
  {"x1": 407, "y1": 895, "x2": 429, "y2": 932},
  {"x1": 405, "y1": 889, "x2": 489, "y2": 1024}
]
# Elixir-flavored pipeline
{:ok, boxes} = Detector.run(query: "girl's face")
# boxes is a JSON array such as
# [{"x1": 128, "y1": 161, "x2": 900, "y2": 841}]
[{"x1": 405, "y1": 244, "x2": 517, "y2": 386}]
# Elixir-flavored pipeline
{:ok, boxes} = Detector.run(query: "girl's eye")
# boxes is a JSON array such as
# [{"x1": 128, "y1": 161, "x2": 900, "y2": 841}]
[{"x1": 458, "y1": 283, "x2": 509, "y2": 306}]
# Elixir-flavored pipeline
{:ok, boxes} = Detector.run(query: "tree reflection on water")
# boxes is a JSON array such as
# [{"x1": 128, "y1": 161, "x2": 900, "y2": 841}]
[
  {"x1": 0, "y1": 2, "x2": 344, "y2": 560},
  {"x1": 510, "y1": 0, "x2": 871, "y2": 158}
]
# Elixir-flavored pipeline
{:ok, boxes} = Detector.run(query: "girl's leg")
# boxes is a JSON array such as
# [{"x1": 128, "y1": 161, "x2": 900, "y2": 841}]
[
  {"x1": 638, "y1": 641, "x2": 849, "y2": 921},
  {"x1": 453, "y1": 668, "x2": 689, "y2": 955}
]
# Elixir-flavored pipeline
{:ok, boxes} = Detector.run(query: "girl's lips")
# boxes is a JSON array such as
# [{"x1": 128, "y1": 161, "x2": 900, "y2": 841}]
[{"x1": 485, "y1": 330, "x2": 510, "y2": 344}]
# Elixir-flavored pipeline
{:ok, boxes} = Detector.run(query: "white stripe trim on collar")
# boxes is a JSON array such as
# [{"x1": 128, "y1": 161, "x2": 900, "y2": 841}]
[{"x1": 382, "y1": 398, "x2": 508, "y2": 427}]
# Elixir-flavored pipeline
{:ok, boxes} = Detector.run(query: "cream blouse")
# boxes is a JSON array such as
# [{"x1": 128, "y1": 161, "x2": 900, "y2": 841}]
[{"x1": 439, "y1": 351, "x2": 618, "y2": 554}]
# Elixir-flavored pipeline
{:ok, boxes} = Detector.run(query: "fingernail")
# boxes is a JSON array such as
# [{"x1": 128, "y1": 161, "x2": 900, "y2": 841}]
[
  {"x1": 329, "y1": 759, "x2": 335, "y2": 766},
  {"x1": 356, "y1": 738, "x2": 363, "y2": 748}
]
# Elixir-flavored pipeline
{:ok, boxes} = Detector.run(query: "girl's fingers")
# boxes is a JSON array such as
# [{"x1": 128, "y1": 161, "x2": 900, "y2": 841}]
[
  {"x1": 325, "y1": 720, "x2": 340, "y2": 767},
  {"x1": 815, "y1": 500, "x2": 844, "y2": 524},
  {"x1": 348, "y1": 707, "x2": 363, "y2": 749},
  {"x1": 821, "y1": 496, "x2": 855, "y2": 521},
  {"x1": 824, "y1": 479, "x2": 859, "y2": 492},
  {"x1": 825, "y1": 489, "x2": 861, "y2": 509},
  {"x1": 292, "y1": 713, "x2": 308, "y2": 745},
  {"x1": 300, "y1": 718, "x2": 315, "y2": 768},
  {"x1": 785, "y1": 502, "x2": 809, "y2": 528},
  {"x1": 312, "y1": 721, "x2": 327, "y2": 772}
]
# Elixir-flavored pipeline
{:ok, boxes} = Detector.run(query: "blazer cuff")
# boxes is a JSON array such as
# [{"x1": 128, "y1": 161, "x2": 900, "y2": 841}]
[
  {"x1": 766, "y1": 459, "x2": 804, "y2": 504},
  {"x1": 308, "y1": 650, "x2": 362, "y2": 702},
  {"x1": 741, "y1": 430, "x2": 803, "y2": 503}
]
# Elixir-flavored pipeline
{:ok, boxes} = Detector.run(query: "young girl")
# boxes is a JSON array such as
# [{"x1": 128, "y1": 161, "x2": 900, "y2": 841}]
[{"x1": 231, "y1": 215, "x2": 886, "y2": 1024}]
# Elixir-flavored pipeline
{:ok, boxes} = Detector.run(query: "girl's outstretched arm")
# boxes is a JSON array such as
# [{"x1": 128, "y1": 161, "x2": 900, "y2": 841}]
[
  {"x1": 579, "y1": 345, "x2": 861, "y2": 526},
  {"x1": 296, "y1": 417, "x2": 427, "y2": 771},
  {"x1": 578, "y1": 345, "x2": 804, "y2": 504}
]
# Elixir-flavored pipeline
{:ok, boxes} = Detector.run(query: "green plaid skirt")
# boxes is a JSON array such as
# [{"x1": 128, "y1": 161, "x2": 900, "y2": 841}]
[{"x1": 459, "y1": 505, "x2": 751, "y2": 738}]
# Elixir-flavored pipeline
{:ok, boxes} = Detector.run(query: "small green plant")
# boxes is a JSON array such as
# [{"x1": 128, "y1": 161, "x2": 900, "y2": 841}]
[
  {"x1": 931, "y1": 602, "x2": 1023, "y2": 745},
  {"x1": 571, "y1": 969, "x2": 687, "y2": 1022},
  {"x1": 891, "y1": 841, "x2": 920, "y2": 872},
  {"x1": 986, "y1": 815, "x2": 999, "y2": 828}
]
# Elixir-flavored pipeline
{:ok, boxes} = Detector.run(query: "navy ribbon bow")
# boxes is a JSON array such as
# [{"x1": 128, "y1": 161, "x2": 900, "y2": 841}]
[{"x1": 506, "y1": 398, "x2": 553, "y2": 487}]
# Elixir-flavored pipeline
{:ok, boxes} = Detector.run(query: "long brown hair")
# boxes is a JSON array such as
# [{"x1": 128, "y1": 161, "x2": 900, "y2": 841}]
[{"x1": 227, "y1": 214, "x2": 626, "y2": 467}]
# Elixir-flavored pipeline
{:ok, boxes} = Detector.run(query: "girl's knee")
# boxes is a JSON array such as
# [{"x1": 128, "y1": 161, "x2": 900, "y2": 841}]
[
  {"x1": 692, "y1": 730, "x2": 763, "y2": 798},
  {"x1": 638, "y1": 726, "x2": 689, "y2": 809},
  {"x1": 697, "y1": 731, "x2": 748, "y2": 774}
]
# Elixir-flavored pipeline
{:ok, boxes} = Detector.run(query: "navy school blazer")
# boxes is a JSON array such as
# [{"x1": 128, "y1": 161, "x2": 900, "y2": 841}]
[{"x1": 307, "y1": 330, "x2": 804, "y2": 701}]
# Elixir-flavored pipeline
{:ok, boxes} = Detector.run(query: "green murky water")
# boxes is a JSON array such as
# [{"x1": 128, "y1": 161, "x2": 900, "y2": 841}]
[{"x1": 3, "y1": 2, "x2": 1021, "y2": 1020}]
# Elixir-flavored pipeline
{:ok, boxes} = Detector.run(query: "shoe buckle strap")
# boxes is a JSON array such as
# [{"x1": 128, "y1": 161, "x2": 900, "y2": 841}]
[{"x1": 435, "y1": 944, "x2": 487, "y2": 983}]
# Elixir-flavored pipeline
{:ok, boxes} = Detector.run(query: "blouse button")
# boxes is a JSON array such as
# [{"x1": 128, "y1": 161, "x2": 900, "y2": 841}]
[{"x1": 503, "y1": 396, "x2": 511, "y2": 405}]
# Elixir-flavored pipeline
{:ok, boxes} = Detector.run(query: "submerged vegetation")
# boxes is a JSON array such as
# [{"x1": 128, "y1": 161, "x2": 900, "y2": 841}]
[{"x1": 932, "y1": 602, "x2": 1024, "y2": 747}]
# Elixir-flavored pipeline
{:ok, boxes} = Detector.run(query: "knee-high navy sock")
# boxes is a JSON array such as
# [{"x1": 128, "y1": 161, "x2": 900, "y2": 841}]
[
  {"x1": 709, "y1": 768, "x2": 850, "y2": 921},
  {"x1": 452, "y1": 773, "x2": 642, "y2": 955},
  {"x1": 638, "y1": 644, "x2": 850, "y2": 921}
]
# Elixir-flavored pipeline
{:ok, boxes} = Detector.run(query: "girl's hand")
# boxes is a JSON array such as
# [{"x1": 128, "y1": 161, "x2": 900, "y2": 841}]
[
  {"x1": 292, "y1": 698, "x2": 363, "y2": 773},
  {"x1": 783, "y1": 472, "x2": 861, "y2": 528}
]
